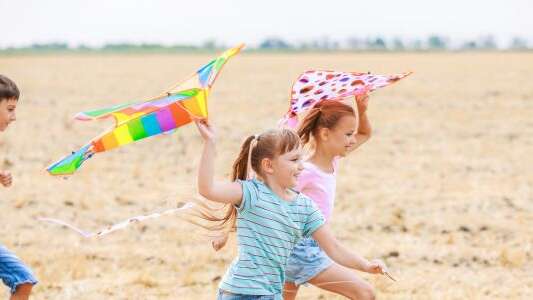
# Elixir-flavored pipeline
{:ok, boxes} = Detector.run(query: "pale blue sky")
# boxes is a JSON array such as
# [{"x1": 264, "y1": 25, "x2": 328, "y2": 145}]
[{"x1": 1, "y1": 0, "x2": 531, "y2": 47}]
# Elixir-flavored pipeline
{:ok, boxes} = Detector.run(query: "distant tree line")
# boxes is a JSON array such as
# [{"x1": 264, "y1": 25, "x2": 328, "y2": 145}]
[
  {"x1": 1, "y1": 35, "x2": 531, "y2": 53},
  {"x1": 258, "y1": 35, "x2": 531, "y2": 51}
]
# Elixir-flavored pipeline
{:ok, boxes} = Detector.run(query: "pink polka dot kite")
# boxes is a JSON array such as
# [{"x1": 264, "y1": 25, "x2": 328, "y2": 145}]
[{"x1": 280, "y1": 70, "x2": 412, "y2": 128}]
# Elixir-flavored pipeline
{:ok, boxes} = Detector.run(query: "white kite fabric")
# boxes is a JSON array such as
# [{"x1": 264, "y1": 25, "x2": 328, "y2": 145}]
[{"x1": 39, "y1": 203, "x2": 195, "y2": 238}]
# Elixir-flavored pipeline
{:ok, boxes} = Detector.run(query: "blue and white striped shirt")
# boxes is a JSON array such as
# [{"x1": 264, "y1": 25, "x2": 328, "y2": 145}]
[{"x1": 219, "y1": 179, "x2": 325, "y2": 298}]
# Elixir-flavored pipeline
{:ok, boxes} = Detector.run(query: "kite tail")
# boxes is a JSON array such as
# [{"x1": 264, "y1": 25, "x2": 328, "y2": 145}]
[
  {"x1": 39, "y1": 203, "x2": 196, "y2": 238},
  {"x1": 46, "y1": 144, "x2": 94, "y2": 176},
  {"x1": 38, "y1": 217, "x2": 95, "y2": 238}
]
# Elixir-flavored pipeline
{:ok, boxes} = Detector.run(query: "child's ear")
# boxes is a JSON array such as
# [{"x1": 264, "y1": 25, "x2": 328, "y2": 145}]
[
  {"x1": 318, "y1": 127, "x2": 330, "y2": 142},
  {"x1": 260, "y1": 158, "x2": 274, "y2": 175}
]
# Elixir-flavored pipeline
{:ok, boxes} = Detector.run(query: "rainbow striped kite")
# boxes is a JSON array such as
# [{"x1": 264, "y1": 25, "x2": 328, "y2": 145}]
[{"x1": 47, "y1": 44, "x2": 244, "y2": 176}]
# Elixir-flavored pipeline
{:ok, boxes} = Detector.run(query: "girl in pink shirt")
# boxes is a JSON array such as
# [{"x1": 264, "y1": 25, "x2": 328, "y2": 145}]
[{"x1": 284, "y1": 96, "x2": 374, "y2": 300}]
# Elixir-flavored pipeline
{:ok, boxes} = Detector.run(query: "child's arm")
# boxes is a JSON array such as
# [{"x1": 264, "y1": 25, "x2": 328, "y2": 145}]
[
  {"x1": 312, "y1": 224, "x2": 386, "y2": 274},
  {"x1": 348, "y1": 94, "x2": 372, "y2": 153},
  {"x1": 195, "y1": 120, "x2": 243, "y2": 205}
]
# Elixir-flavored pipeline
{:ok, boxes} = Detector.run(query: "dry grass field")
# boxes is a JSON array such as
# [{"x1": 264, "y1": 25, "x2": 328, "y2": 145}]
[{"x1": 0, "y1": 52, "x2": 531, "y2": 299}]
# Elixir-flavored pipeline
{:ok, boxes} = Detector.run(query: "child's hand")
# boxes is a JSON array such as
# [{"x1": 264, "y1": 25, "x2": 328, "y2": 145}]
[
  {"x1": 355, "y1": 94, "x2": 369, "y2": 114},
  {"x1": 364, "y1": 259, "x2": 388, "y2": 275},
  {"x1": 365, "y1": 259, "x2": 396, "y2": 281},
  {"x1": 194, "y1": 118, "x2": 216, "y2": 142},
  {"x1": 0, "y1": 171, "x2": 12, "y2": 187}
]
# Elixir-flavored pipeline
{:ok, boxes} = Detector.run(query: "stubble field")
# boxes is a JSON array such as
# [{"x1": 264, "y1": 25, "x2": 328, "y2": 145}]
[{"x1": 0, "y1": 51, "x2": 531, "y2": 299}]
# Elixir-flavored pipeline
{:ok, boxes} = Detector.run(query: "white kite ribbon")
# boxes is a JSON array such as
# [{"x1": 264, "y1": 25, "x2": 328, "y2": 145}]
[{"x1": 39, "y1": 202, "x2": 195, "y2": 238}]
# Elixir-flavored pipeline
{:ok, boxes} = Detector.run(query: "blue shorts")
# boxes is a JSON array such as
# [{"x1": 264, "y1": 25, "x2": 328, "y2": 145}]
[
  {"x1": 285, "y1": 238, "x2": 333, "y2": 286},
  {"x1": 0, "y1": 244, "x2": 38, "y2": 294},
  {"x1": 217, "y1": 289, "x2": 276, "y2": 299}
]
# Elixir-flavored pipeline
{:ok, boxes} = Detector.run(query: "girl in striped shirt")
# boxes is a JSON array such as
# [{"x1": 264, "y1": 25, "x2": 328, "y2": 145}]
[{"x1": 194, "y1": 119, "x2": 387, "y2": 300}]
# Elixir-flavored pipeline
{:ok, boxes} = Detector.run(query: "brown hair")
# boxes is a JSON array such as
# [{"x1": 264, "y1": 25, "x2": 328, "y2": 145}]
[
  {"x1": 190, "y1": 128, "x2": 301, "y2": 249},
  {"x1": 0, "y1": 75, "x2": 20, "y2": 101},
  {"x1": 232, "y1": 129, "x2": 301, "y2": 180},
  {"x1": 297, "y1": 100, "x2": 355, "y2": 145}
]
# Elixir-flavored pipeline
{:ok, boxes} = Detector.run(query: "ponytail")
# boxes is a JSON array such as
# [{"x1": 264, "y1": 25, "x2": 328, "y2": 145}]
[
  {"x1": 198, "y1": 135, "x2": 256, "y2": 250},
  {"x1": 297, "y1": 107, "x2": 321, "y2": 144},
  {"x1": 231, "y1": 135, "x2": 256, "y2": 180}
]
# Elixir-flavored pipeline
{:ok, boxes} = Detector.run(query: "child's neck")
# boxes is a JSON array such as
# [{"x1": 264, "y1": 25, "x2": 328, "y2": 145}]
[
  {"x1": 309, "y1": 145, "x2": 336, "y2": 173},
  {"x1": 260, "y1": 176, "x2": 295, "y2": 202}
]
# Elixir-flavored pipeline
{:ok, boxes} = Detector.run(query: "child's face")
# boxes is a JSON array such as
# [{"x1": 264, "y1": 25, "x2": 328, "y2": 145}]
[
  {"x1": 0, "y1": 98, "x2": 17, "y2": 131},
  {"x1": 266, "y1": 147, "x2": 304, "y2": 189},
  {"x1": 324, "y1": 115, "x2": 357, "y2": 157}
]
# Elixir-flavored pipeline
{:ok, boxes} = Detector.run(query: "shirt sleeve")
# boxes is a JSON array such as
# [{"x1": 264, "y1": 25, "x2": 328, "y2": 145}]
[
  {"x1": 235, "y1": 179, "x2": 258, "y2": 214},
  {"x1": 302, "y1": 197, "x2": 325, "y2": 238}
]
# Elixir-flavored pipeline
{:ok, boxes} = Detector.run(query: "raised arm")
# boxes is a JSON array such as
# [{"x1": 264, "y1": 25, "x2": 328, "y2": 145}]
[
  {"x1": 312, "y1": 224, "x2": 386, "y2": 275},
  {"x1": 195, "y1": 119, "x2": 243, "y2": 205},
  {"x1": 349, "y1": 94, "x2": 372, "y2": 152}
]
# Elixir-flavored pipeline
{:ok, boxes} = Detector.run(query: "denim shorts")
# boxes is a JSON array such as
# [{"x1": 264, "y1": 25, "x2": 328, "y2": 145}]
[
  {"x1": 217, "y1": 289, "x2": 276, "y2": 300},
  {"x1": 0, "y1": 244, "x2": 38, "y2": 294},
  {"x1": 285, "y1": 238, "x2": 333, "y2": 286}
]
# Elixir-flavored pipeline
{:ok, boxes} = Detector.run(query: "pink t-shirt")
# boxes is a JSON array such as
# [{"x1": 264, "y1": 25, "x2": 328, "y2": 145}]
[{"x1": 296, "y1": 160, "x2": 338, "y2": 222}]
